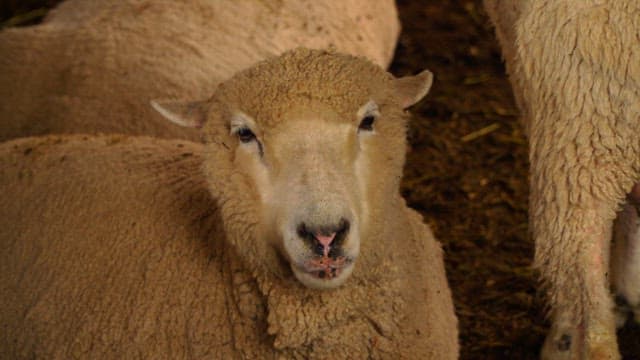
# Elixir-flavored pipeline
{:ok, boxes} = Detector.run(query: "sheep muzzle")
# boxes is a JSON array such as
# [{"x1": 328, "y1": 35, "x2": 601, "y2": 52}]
[
  {"x1": 288, "y1": 224, "x2": 357, "y2": 288},
  {"x1": 305, "y1": 256, "x2": 350, "y2": 279}
]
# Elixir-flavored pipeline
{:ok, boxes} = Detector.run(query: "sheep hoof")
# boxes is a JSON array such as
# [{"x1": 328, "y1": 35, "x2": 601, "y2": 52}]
[
  {"x1": 542, "y1": 326, "x2": 620, "y2": 360},
  {"x1": 542, "y1": 325, "x2": 574, "y2": 360},
  {"x1": 542, "y1": 331, "x2": 573, "y2": 360}
]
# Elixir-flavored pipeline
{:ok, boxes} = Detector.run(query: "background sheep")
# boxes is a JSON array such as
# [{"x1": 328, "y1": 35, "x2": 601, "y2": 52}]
[
  {"x1": 0, "y1": 0, "x2": 399, "y2": 141},
  {"x1": 484, "y1": 0, "x2": 640, "y2": 358},
  {"x1": 0, "y1": 49, "x2": 459, "y2": 358}
]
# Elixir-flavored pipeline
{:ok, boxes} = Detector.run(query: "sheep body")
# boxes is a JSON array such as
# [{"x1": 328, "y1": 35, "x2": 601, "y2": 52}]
[
  {"x1": 0, "y1": 0, "x2": 399, "y2": 141},
  {"x1": 484, "y1": 1, "x2": 640, "y2": 358},
  {"x1": 0, "y1": 135, "x2": 457, "y2": 358},
  {"x1": 1, "y1": 48, "x2": 458, "y2": 358}
]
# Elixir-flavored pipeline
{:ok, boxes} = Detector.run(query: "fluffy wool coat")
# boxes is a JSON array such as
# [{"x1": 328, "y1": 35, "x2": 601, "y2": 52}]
[
  {"x1": 484, "y1": 1, "x2": 640, "y2": 358},
  {"x1": 1, "y1": 48, "x2": 458, "y2": 358},
  {"x1": 0, "y1": 135, "x2": 458, "y2": 359},
  {"x1": 0, "y1": 0, "x2": 399, "y2": 141}
]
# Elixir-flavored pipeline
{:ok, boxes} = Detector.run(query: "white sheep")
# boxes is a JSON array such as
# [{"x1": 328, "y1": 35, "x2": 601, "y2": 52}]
[
  {"x1": 0, "y1": 49, "x2": 459, "y2": 358},
  {"x1": 0, "y1": 0, "x2": 399, "y2": 141},
  {"x1": 484, "y1": 1, "x2": 640, "y2": 358}
]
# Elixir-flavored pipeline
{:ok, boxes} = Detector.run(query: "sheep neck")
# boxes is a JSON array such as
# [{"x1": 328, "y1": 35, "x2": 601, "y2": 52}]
[{"x1": 224, "y1": 196, "x2": 410, "y2": 357}]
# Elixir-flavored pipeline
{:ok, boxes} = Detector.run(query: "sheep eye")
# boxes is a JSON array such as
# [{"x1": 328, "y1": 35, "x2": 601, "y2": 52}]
[
  {"x1": 236, "y1": 127, "x2": 256, "y2": 143},
  {"x1": 358, "y1": 115, "x2": 376, "y2": 131}
]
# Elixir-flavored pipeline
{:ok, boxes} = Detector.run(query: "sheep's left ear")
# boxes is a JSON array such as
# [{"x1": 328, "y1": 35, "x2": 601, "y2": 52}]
[
  {"x1": 393, "y1": 69, "x2": 433, "y2": 109},
  {"x1": 150, "y1": 99, "x2": 209, "y2": 128}
]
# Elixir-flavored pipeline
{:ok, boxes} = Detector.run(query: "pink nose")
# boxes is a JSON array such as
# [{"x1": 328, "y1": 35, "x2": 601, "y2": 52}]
[{"x1": 314, "y1": 232, "x2": 336, "y2": 257}]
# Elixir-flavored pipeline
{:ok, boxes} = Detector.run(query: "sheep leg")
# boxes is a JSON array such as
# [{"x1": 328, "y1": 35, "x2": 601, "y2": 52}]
[
  {"x1": 535, "y1": 184, "x2": 620, "y2": 359},
  {"x1": 611, "y1": 185, "x2": 640, "y2": 327}
]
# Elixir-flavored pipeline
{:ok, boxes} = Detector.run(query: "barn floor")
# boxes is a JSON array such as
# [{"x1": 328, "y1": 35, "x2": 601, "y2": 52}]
[{"x1": 2, "y1": 0, "x2": 639, "y2": 359}]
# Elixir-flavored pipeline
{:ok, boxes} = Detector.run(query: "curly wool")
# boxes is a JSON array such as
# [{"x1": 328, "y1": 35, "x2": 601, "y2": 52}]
[
  {"x1": 0, "y1": 135, "x2": 458, "y2": 359},
  {"x1": 2, "y1": 47, "x2": 458, "y2": 358},
  {"x1": 485, "y1": 0, "x2": 640, "y2": 357},
  {"x1": 201, "y1": 48, "x2": 415, "y2": 288}
]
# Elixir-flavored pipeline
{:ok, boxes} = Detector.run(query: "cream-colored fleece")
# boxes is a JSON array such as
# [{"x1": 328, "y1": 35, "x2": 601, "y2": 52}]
[
  {"x1": 484, "y1": 1, "x2": 640, "y2": 358},
  {"x1": 0, "y1": 0, "x2": 399, "y2": 141}
]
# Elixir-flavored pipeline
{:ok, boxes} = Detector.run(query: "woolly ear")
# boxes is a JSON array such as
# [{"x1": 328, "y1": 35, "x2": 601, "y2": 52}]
[
  {"x1": 150, "y1": 99, "x2": 209, "y2": 128},
  {"x1": 393, "y1": 70, "x2": 433, "y2": 109}
]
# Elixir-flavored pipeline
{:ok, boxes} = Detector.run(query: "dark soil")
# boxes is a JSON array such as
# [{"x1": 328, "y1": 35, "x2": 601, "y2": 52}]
[{"x1": 3, "y1": 1, "x2": 639, "y2": 359}]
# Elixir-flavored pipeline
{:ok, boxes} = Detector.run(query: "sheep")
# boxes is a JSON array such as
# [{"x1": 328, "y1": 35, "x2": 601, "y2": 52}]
[
  {"x1": 0, "y1": 0, "x2": 399, "y2": 142},
  {"x1": 483, "y1": 1, "x2": 640, "y2": 358},
  {"x1": 0, "y1": 48, "x2": 459, "y2": 358}
]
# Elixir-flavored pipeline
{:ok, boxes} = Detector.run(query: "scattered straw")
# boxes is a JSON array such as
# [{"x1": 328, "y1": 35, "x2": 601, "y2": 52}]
[{"x1": 461, "y1": 123, "x2": 501, "y2": 142}]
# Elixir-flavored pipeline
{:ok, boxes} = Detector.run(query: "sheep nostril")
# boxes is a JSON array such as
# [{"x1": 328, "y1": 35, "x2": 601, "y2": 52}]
[
  {"x1": 296, "y1": 222, "x2": 310, "y2": 239},
  {"x1": 297, "y1": 218, "x2": 352, "y2": 257},
  {"x1": 337, "y1": 218, "x2": 350, "y2": 237},
  {"x1": 330, "y1": 218, "x2": 350, "y2": 248}
]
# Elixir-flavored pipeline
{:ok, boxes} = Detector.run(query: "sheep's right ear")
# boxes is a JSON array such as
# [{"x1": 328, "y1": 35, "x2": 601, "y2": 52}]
[{"x1": 150, "y1": 99, "x2": 209, "y2": 128}]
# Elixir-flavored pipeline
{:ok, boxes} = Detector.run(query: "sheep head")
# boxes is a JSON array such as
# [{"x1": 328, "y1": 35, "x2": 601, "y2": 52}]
[{"x1": 152, "y1": 48, "x2": 432, "y2": 290}]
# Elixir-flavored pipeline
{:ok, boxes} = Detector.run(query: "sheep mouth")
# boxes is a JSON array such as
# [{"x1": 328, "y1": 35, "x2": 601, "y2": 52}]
[{"x1": 300, "y1": 256, "x2": 353, "y2": 280}]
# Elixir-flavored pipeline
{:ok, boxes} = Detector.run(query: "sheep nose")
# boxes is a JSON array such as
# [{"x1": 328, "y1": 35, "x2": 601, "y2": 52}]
[
  {"x1": 314, "y1": 232, "x2": 336, "y2": 257},
  {"x1": 297, "y1": 219, "x2": 350, "y2": 258}
]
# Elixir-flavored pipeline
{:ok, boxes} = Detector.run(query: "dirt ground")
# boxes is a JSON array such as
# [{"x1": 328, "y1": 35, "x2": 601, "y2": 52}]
[
  {"x1": 391, "y1": 1, "x2": 543, "y2": 358},
  {"x1": 2, "y1": 1, "x2": 639, "y2": 359}
]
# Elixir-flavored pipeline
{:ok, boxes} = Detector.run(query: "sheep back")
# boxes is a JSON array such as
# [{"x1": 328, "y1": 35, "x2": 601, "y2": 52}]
[{"x1": 0, "y1": 0, "x2": 400, "y2": 142}]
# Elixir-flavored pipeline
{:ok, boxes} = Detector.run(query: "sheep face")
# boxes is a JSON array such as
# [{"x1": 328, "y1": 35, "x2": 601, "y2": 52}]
[
  {"x1": 152, "y1": 48, "x2": 433, "y2": 289},
  {"x1": 223, "y1": 101, "x2": 387, "y2": 289}
]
